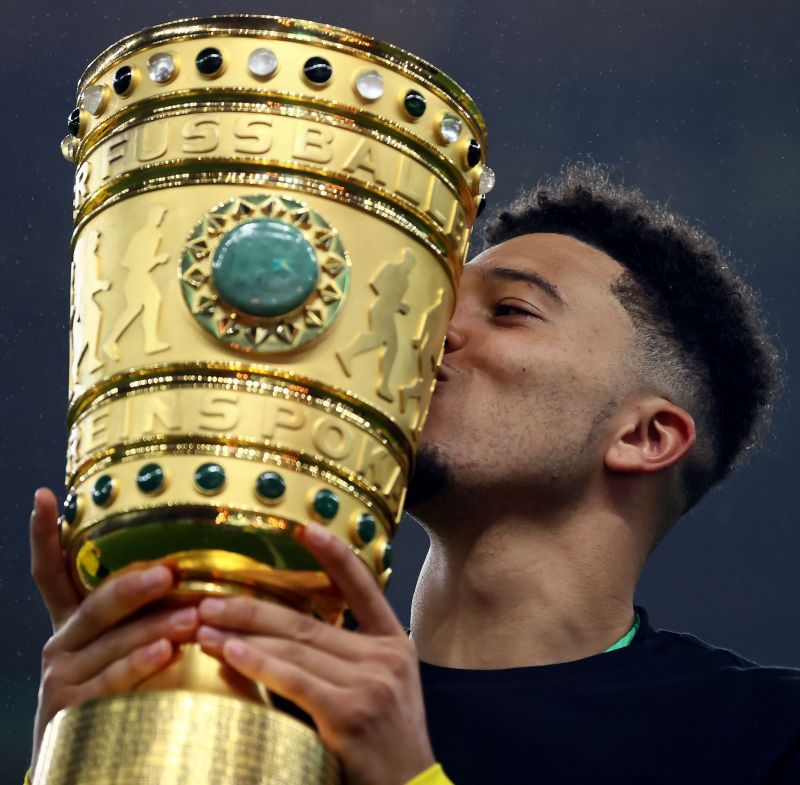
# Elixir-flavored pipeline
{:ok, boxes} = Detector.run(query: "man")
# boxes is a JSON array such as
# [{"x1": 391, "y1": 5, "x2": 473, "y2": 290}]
[{"x1": 28, "y1": 164, "x2": 799, "y2": 785}]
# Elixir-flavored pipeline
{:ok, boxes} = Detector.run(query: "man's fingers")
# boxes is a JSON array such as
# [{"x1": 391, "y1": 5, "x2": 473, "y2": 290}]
[
  {"x1": 221, "y1": 638, "x2": 343, "y2": 721},
  {"x1": 29, "y1": 487, "x2": 80, "y2": 628},
  {"x1": 296, "y1": 523, "x2": 402, "y2": 635},
  {"x1": 198, "y1": 596, "x2": 376, "y2": 659},
  {"x1": 69, "y1": 606, "x2": 198, "y2": 684},
  {"x1": 56, "y1": 565, "x2": 174, "y2": 652},
  {"x1": 83, "y1": 639, "x2": 174, "y2": 700},
  {"x1": 198, "y1": 626, "x2": 355, "y2": 687}
]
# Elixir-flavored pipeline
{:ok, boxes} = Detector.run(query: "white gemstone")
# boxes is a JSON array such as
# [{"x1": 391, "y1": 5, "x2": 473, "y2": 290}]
[
  {"x1": 439, "y1": 114, "x2": 462, "y2": 144},
  {"x1": 248, "y1": 48, "x2": 278, "y2": 78},
  {"x1": 478, "y1": 165, "x2": 496, "y2": 195},
  {"x1": 60, "y1": 135, "x2": 78, "y2": 162},
  {"x1": 147, "y1": 52, "x2": 175, "y2": 84},
  {"x1": 81, "y1": 85, "x2": 106, "y2": 115},
  {"x1": 354, "y1": 69, "x2": 384, "y2": 101}
]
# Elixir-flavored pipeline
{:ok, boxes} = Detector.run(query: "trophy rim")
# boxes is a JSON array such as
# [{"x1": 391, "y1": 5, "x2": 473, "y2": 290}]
[{"x1": 75, "y1": 13, "x2": 488, "y2": 141}]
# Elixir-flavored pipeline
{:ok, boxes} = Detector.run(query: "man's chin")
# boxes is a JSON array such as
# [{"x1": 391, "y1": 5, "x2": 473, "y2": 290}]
[{"x1": 404, "y1": 443, "x2": 452, "y2": 511}]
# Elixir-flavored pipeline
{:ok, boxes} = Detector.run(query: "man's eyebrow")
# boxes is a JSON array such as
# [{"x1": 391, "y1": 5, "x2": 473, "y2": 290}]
[{"x1": 480, "y1": 265, "x2": 567, "y2": 306}]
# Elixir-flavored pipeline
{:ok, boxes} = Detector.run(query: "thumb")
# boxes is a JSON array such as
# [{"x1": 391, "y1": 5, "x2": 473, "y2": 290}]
[{"x1": 29, "y1": 488, "x2": 81, "y2": 629}]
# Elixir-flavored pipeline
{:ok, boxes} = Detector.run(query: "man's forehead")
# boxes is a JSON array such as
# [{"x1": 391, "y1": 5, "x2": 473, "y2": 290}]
[{"x1": 466, "y1": 232, "x2": 624, "y2": 288}]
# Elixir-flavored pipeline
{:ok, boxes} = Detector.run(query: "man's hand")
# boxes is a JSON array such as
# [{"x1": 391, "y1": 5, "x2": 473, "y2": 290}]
[
  {"x1": 197, "y1": 522, "x2": 435, "y2": 785},
  {"x1": 29, "y1": 488, "x2": 199, "y2": 774}
]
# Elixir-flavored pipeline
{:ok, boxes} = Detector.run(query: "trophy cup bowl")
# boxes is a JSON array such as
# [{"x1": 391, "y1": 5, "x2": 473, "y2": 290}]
[{"x1": 38, "y1": 14, "x2": 490, "y2": 784}]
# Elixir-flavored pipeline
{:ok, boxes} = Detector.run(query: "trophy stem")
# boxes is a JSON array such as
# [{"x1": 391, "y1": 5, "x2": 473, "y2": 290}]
[
  {"x1": 34, "y1": 647, "x2": 340, "y2": 784},
  {"x1": 135, "y1": 642, "x2": 270, "y2": 704}
]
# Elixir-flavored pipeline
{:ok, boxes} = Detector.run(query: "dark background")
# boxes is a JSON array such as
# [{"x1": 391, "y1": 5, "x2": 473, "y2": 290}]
[{"x1": 1, "y1": 0, "x2": 798, "y2": 777}]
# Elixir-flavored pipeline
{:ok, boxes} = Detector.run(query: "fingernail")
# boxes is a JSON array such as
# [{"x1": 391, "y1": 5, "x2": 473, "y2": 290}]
[
  {"x1": 141, "y1": 565, "x2": 171, "y2": 591},
  {"x1": 198, "y1": 625, "x2": 223, "y2": 645},
  {"x1": 305, "y1": 522, "x2": 331, "y2": 545},
  {"x1": 200, "y1": 598, "x2": 226, "y2": 618},
  {"x1": 171, "y1": 607, "x2": 197, "y2": 630},
  {"x1": 224, "y1": 639, "x2": 248, "y2": 661},
  {"x1": 146, "y1": 639, "x2": 170, "y2": 662}
]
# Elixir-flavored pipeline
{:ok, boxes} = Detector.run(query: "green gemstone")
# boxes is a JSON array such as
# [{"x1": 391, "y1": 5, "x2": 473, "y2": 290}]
[
  {"x1": 403, "y1": 89, "x2": 426, "y2": 118},
  {"x1": 356, "y1": 514, "x2": 376, "y2": 545},
  {"x1": 91, "y1": 475, "x2": 114, "y2": 507},
  {"x1": 137, "y1": 463, "x2": 165, "y2": 494},
  {"x1": 212, "y1": 218, "x2": 319, "y2": 317},
  {"x1": 382, "y1": 542, "x2": 393, "y2": 570},
  {"x1": 256, "y1": 471, "x2": 286, "y2": 500},
  {"x1": 194, "y1": 462, "x2": 226, "y2": 492},
  {"x1": 63, "y1": 493, "x2": 79, "y2": 524},
  {"x1": 313, "y1": 489, "x2": 339, "y2": 520}
]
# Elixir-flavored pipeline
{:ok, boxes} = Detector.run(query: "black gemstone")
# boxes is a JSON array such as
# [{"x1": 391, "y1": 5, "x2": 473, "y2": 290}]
[
  {"x1": 356, "y1": 514, "x2": 377, "y2": 545},
  {"x1": 313, "y1": 489, "x2": 339, "y2": 520},
  {"x1": 466, "y1": 139, "x2": 481, "y2": 168},
  {"x1": 403, "y1": 90, "x2": 426, "y2": 118},
  {"x1": 477, "y1": 195, "x2": 487, "y2": 217},
  {"x1": 196, "y1": 47, "x2": 224, "y2": 76},
  {"x1": 194, "y1": 462, "x2": 226, "y2": 493},
  {"x1": 113, "y1": 66, "x2": 133, "y2": 95},
  {"x1": 63, "y1": 493, "x2": 79, "y2": 525},
  {"x1": 92, "y1": 475, "x2": 115, "y2": 507},
  {"x1": 303, "y1": 56, "x2": 333, "y2": 84},
  {"x1": 256, "y1": 471, "x2": 286, "y2": 501},
  {"x1": 137, "y1": 463, "x2": 165, "y2": 494},
  {"x1": 67, "y1": 108, "x2": 81, "y2": 136}
]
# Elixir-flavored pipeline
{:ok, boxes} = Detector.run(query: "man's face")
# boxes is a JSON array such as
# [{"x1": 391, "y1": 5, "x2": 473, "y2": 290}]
[{"x1": 409, "y1": 232, "x2": 637, "y2": 517}]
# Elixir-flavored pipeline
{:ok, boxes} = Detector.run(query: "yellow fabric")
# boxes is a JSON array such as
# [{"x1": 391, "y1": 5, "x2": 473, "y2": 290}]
[{"x1": 405, "y1": 763, "x2": 454, "y2": 785}]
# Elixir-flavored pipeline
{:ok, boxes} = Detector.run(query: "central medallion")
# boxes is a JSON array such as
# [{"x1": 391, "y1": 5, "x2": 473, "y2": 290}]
[
  {"x1": 212, "y1": 219, "x2": 319, "y2": 318},
  {"x1": 180, "y1": 194, "x2": 350, "y2": 353}
]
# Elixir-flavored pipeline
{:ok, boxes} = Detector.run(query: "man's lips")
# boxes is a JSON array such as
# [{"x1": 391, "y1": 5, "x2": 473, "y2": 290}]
[{"x1": 435, "y1": 363, "x2": 455, "y2": 383}]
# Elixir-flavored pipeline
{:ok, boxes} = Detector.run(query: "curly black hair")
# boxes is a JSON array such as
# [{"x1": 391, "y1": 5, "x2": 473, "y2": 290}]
[{"x1": 483, "y1": 162, "x2": 782, "y2": 514}]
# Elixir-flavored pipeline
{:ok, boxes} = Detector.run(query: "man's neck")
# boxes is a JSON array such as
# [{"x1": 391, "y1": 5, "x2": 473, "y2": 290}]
[{"x1": 409, "y1": 505, "x2": 646, "y2": 669}]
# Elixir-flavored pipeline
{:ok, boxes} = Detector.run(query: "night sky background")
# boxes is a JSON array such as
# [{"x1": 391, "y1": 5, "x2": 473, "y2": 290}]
[{"x1": 1, "y1": 0, "x2": 798, "y2": 777}]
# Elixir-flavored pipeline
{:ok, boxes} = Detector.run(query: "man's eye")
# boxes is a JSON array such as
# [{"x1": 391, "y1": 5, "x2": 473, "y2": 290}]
[{"x1": 493, "y1": 302, "x2": 538, "y2": 319}]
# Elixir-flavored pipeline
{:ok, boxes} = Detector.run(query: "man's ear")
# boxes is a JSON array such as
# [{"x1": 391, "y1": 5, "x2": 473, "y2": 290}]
[{"x1": 604, "y1": 397, "x2": 696, "y2": 474}]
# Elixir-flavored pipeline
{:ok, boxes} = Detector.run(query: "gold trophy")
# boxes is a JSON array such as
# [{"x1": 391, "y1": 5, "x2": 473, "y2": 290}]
[{"x1": 39, "y1": 14, "x2": 491, "y2": 784}]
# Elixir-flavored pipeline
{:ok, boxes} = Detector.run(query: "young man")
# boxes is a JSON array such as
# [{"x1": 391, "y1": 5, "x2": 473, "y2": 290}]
[{"x1": 29, "y1": 164, "x2": 798, "y2": 785}]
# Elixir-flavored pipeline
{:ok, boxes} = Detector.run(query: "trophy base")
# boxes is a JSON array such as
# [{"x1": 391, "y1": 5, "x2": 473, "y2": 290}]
[{"x1": 34, "y1": 689, "x2": 340, "y2": 785}]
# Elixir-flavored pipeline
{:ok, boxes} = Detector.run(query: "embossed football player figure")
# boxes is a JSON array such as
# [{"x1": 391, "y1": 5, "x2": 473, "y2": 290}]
[
  {"x1": 102, "y1": 206, "x2": 171, "y2": 361},
  {"x1": 400, "y1": 288, "x2": 446, "y2": 438},
  {"x1": 70, "y1": 229, "x2": 110, "y2": 383},
  {"x1": 337, "y1": 248, "x2": 415, "y2": 402}
]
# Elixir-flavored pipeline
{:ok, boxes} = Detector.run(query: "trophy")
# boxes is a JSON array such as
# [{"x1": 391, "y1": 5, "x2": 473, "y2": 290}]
[{"x1": 39, "y1": 14, "x2": 491, "y2": 784}]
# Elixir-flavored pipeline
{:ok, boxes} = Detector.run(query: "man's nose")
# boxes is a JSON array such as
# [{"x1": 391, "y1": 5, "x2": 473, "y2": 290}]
[{"x1": 443, "y1": 324, "x2": 466, "y2": 354}]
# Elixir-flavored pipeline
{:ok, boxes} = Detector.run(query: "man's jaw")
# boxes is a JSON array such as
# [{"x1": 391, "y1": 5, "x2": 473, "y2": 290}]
[{"x1": 404, "y1": 443, "x2": 452, "y2": 512}]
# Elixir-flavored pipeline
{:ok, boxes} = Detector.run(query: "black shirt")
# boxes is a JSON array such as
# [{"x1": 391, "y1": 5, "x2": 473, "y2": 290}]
[{"x1": 419, "y1": 606, "x2": 800, "y2": 784}]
